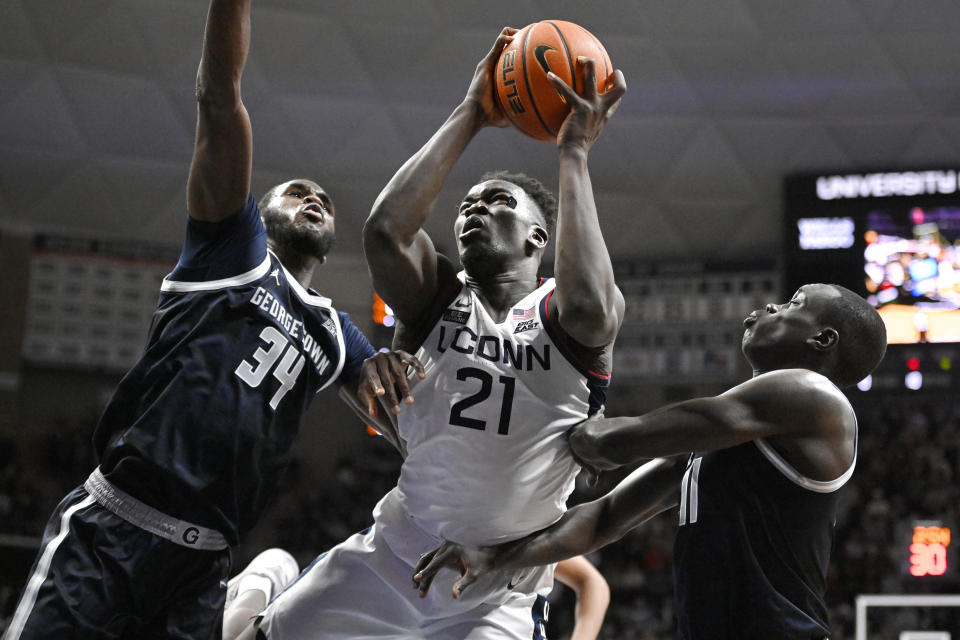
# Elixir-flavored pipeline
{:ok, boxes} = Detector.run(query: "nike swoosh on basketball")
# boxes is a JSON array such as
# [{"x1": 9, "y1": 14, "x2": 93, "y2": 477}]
[{"x1": 534, "y1": 45, "x2": 554, "y2": 74}]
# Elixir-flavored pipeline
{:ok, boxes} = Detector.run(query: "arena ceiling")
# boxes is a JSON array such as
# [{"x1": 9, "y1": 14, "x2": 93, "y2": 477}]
[{"x1": 2, "y1": 0, "x2": 960, "y2": 264}]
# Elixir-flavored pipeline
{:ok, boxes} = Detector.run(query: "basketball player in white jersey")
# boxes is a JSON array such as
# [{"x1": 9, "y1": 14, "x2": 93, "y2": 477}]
[
  {"x1": 250, "y1": 27, "x2": 626, "y2": 640},
  {"x1": 413, "y1": 283, "x2": 888, "y2": 640}
]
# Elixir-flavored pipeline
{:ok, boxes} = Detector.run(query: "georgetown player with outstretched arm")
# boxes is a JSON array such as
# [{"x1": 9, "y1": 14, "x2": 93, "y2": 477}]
[
  {"x1": 3, "y1": 1, "x2": 421, "y2": 639},
  {"x1": 252, "y1": 27, "x2": 626, "y2": 640},
  {"x1": 414, "y1": 284, "x2": 888, "y2": 640}
]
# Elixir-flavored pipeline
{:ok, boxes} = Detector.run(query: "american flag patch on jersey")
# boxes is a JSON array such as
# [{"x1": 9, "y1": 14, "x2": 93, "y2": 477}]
[{"x1": 512, "y1": 307, "x2": 534, "y2": 321}]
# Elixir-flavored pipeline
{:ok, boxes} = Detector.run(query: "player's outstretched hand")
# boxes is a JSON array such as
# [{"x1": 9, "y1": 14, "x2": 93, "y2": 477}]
[
  {"x1": 549, "y1": 56, "x2": 626, "y2": 153},
  {"x1": 356, "y1": 350, "x2": 426, "y2": 417},
  {"x1": 412, "y1": 542, "x2": 494, "y2": 599},
  {"x1": 464, "y1": 27, "x2": 518, "y2": 128}
]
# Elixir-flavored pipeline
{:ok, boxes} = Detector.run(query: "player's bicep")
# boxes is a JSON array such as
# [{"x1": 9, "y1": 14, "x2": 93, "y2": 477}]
[
  {"x1": 365, "y1": 226, "x2": 454, "y2": 324},
  {"x1": 719, "y1": 369, "x2": 840, "y2": 440}
]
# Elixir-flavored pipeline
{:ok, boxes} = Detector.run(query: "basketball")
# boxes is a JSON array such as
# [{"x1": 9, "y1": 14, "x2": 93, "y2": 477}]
[{"x1": 495, "y1": 20, "x2": 613, "y2": 141}]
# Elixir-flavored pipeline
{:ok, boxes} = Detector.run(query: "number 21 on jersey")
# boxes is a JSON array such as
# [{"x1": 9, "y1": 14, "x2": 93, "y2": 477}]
[{"x1": 448, "y1": 366, "x2": 516, "y2": 435}]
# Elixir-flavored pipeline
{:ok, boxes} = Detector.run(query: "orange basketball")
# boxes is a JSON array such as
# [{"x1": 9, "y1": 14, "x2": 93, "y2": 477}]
[{"x1": 495, "y1": 20, "x2": 613, "y2": 141}]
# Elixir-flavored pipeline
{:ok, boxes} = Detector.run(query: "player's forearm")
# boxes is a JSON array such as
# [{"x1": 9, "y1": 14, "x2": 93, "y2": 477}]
[
  {"x1": 366, "y1": 101, "x2": 484, "y2": 243},
  {"x1": 552, "y1": 147, "x2": 622, "y2": 347},
  {"x1": 490, "y1": 459, "x2": 682, "y2": 571},
  {"x1": 196, "y1": 0, "x2": 251, "y2": 110},
  {"x1": 569, "y1": 576, "x2": 610, "y2": 640},
  {"x1": 571, "y1": 397, "x2": 759, "y2": 466},
  {"x1": 487, "y1": 502, "x2": 611, "y2": 572}
]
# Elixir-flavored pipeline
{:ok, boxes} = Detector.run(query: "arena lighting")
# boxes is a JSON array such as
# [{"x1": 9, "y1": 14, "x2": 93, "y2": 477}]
[
  {"x1": 856, "y1": 375, "x2": 873, "y2": 391},
  {"x1": 905, "y1": 371, "x2": 923, "y2": 390},
  {"x1": 372, "y1": 292, "x2": 395, "y2": 327},
  {"x1": 907, "y1": 357, "x2": 921, "y2": 371},
  {"x1": 940, "y1": 357, "x2": 952, "y2": 371}
]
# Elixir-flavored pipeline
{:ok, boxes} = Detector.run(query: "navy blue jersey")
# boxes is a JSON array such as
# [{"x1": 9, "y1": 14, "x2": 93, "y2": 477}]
[
  {"x1": 91, "y1": 195, "x2": 374, "y2": 545},
  {"x1": 673, "y1": 436, "x2": 855, "y2": 639}
]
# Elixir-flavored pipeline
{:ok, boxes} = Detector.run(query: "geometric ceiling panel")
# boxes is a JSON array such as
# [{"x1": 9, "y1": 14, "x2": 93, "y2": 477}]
[
  {"x1": 0, "y1": 0, "x2": 43, "y2": 58},
  {"x1": 661, "y1": 125, "x2": 758, "y2": 199},
  {"x1": 2, "y1": 0, "x2": 959, "y2": 266},
  {"x1": 0, "y1": 65, "x2": 85, "y2": 152}
]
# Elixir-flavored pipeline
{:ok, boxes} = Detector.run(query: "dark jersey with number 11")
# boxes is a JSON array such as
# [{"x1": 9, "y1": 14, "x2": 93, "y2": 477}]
[
  {"x1": 672, "y1": 427, "x2": 856, "y2": 640},
  {"x1": 92, "y1": 195, "x2": 374, "y2": 546}
]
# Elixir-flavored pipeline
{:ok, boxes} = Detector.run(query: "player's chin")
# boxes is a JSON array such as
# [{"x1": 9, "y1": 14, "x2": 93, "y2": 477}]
[{"x1": 459, "y1": 244, "x2": 497, "y2": 271}]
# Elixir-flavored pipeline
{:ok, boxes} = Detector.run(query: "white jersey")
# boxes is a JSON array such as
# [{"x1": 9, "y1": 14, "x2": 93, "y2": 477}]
[{"x1": 396, "y1": 274, "x2": 610, "y2": 546}]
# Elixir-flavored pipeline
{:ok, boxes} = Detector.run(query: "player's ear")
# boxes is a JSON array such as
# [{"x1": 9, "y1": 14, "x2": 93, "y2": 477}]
[
  {"x1": 528, "y1": 224, "x2": 548, "y2": 250},
  {"x1": 807, "y1": 327, "x2": 838, "y2": 352}
]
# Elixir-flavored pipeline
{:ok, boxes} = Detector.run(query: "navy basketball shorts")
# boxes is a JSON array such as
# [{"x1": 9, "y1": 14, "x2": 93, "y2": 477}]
[{"x1": 5, "y1": 485, "x2": 231, "y2": 640}]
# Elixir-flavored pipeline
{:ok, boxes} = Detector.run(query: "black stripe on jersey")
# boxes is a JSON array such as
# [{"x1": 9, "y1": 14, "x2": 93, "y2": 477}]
[{"x1": 538, "y1": 290, "x2": 612, "y2": 387}]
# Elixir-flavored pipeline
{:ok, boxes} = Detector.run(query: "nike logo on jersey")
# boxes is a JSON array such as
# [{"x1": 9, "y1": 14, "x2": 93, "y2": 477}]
[
  {"x1": 270, "y1": 268, "x2": 281, "y2": 285},
  {"x1": 506, "y1": 571, "x2": 527, "y2": 590},
  {"x1": 454, "y1": 297, "x2": 471, "y2": 308}
]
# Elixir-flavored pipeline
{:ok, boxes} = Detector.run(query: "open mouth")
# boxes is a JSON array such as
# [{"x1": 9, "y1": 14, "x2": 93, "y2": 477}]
[
  {"x1": 300, "y1": 205, "x2": 325, "y2": 225},
  {"x1": 459, "y1": 216, "x2": 485, "y2": 240}
]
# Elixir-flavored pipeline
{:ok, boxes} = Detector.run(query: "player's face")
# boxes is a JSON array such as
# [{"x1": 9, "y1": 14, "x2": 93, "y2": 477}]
[
  {"x1": 741, "y1": 284, "x2": 841, "y2": 365},
  {"x1": 454, "y1": 180, "x2": 544, "y2": 273},
  {"x1": 262, "y1": 179, "x2": 336, "y2": 260}
]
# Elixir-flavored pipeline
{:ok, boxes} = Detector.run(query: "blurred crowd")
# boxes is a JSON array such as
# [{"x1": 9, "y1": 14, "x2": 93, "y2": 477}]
[{"x1": 2, "y1": 393, "x2": 958, "y2": 638}]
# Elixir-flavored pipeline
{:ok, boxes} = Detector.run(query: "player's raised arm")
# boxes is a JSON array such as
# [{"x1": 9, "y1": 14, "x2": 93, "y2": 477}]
[
  {"x1": 570, "y1": 368, "x2": 854, "y2": 472},
  {"x1": 362, "y1": 28, "x2": 516, "y2": 325},
  {"x1": 186, "y1": 0, "x2": 253, "y2": 223},
  {"x1": 547, "y1": 58, "x2": 626, "y2": 347},
  {"x1": 412, "y1": 456, "x2": 684, "y2": 599}
]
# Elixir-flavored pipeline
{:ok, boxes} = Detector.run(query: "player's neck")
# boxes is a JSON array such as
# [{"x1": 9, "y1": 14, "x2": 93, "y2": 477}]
[
  {"x1": 465, "y1": 268, "x2": 540, "y2": 322},
  {"x1": 271, "y1": 243, "x2": 322, "y2": 288}
]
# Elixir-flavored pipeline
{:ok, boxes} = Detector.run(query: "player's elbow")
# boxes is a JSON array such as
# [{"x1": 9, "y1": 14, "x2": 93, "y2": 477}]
[
  {"x1": 555, "y1": 288, "x2": 623, "y2": 347},
  {"x1": 195, "y1": 71, "x2": 242, "y2": 115},
  {"x1": 557, "y1": 305, "x2": 620, "y2": 348},
  {"x1": 569, "y1": 421, "x2": 615, "y2": 466},
  {"x1": 362, "y1": 210, "x2": 397, "y2": 255}
]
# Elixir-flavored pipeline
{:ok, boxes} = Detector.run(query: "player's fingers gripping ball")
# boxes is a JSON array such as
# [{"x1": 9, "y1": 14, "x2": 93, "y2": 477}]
[{"x1": 495, "y1": 20, "x2": 613, "y2": 140}]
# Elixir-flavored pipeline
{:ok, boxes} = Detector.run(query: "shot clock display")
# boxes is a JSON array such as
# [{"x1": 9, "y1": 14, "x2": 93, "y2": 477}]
[{"x1": 908, "y1": 523, "x2": 952, "y2": 579}]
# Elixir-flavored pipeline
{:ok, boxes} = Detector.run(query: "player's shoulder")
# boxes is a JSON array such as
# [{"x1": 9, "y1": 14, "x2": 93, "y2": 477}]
[
  {"x1": 746, "y1": 368, "x2": 841, "y2": 393},
  {"x1": 729, "y1": 369, "x2": 851, "y2": 413}
]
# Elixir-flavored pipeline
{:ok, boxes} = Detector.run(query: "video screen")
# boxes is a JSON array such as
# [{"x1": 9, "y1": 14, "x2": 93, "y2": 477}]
[
  {"x1": 864, "y1": 206, "x2": 960, "y2": 343},
  {"x1": 784, "y1": 169, "x2": 960, "y2": 345}
]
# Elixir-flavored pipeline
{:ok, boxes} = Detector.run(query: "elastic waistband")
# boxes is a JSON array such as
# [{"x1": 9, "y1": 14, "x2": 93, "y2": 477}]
[{"x1": 84, "y1": 467, "x2": 228, "y2": 551}]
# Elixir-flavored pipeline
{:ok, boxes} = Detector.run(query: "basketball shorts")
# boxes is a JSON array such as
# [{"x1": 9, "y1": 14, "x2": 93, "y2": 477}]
[
  {"x1": 5, "y1": 483, "x2": 231, "y2": 640},
  {"x1": 258, "y1": 488, "x2": 551, "y2": 639}
]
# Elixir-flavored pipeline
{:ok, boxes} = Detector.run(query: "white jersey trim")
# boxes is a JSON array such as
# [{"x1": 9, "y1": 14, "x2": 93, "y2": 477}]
[
  {"x1": 272, "y1": 256, "x2": 344, "y2": 390},
  {"x1": 6, "y1": 494, "x2": 97, "y2": 640},
  {"x1": 753, "y1": 414, "x2": 857, "y2": 494},
  {"x1": 275, "y1": 252, "x2": 333, "y2": 308},
  {"x1": 161, "y1": 255, "x2": 272, "y2": 293}
]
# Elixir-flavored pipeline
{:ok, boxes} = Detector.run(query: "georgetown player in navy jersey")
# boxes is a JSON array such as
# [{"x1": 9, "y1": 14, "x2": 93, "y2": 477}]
[
  {"x1": 251, "y1": 28, "x2": 626, "y2": 640},
  {"x1": 414, "y1": 284, "x2": 887, "y2": 640},
  {"x1": 3, "y1": 2, "x2": 422, "y2": 639}
]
